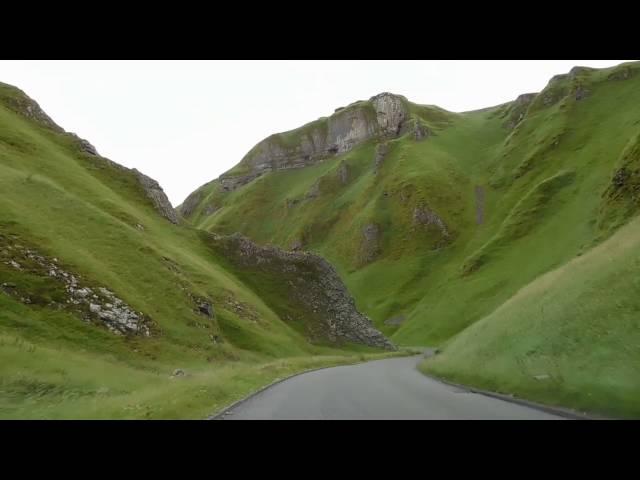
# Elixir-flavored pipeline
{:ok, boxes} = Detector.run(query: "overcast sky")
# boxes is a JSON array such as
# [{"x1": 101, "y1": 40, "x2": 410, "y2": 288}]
[{"x1": 0, "y1": 60, "x2": 633, "y2": 205}]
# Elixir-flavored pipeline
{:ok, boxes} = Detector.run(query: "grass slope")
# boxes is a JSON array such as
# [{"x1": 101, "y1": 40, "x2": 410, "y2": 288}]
[
  {"x1": 0, "y1": 82, "x2": 401, "y2": 419},
  {"x1": 420, "y1": 215, "x2": 640, "y2": 419},
  {"x1": 182, "y1": 61, "x2": 640, "y2": 416}
]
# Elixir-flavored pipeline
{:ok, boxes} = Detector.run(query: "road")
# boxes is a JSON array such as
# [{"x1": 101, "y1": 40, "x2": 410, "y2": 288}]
[{"x1": 216, "y1": 355, "x2": 564, "y2": 420}]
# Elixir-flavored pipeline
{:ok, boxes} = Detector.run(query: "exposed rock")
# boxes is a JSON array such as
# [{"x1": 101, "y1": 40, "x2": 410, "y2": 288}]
[
  {"x1": 0, "y1": 84, "x2": 64, "y2": 132},
  {"x1": 133, "y1": 169, "x2": 179, "y2": 224},
  {"x1": 0, "y1": 235, "x2": 152, "y2": 337},
  {"x1": 370, "y1": 92, "x2": 408, "y2": 136},
  {"x1": 306, "y1": 180, "x2": 321, "y2": 199},
  {"x1": 505, "y1": 93, "x2": 537, "y2": 129},
  {"x1": 8, "y1": 260, "x2": 21, "y2": 270},
  {"x1": 172, "y1": 369, "x2": 186, "y2": 377},
  {"x1": 373, "y1": 143, "x2": 388, "y2": 174},
  {"x1": 338, "y1": 160, "x2": 350, "y2": 184},
  {"x1": 68, "y1": 132, "x2": 99, "y2": 156},
  {"x1": 413, "y1": 205, "x2": 450, "y2": 238},
  {"x1": 198, "y1": 302, "x2": 215, "y2": 318},
  {"x1": 219, "y1": 172, "x2": 263, "y2": 192},
  {"x1": 360, "y1": 224, "x2": 381, "y2": 264},
  {"x1": 202, "y1": 203, "x2": 218, "y2": 216},
  {"x1": 534, "y1": 374, "x2": 550, "y2": 381},
  {"x1": 290, "y1": 240, "x2": 303, "y2": 251},
  {"x1": 608, "y1": 66, "x2": 633, "y2": 81},
  {"x1": 206, "y1": 233, "x2": 395, "y2": 350},
  {"x1": 285, "y1": 198, "x2": 300, "y2": 210},
  {"x1": 178, "y1": 190, "x2": 203, "y2": 218},
  {"x1": 569, "y1": 66, "x2": 596, "y2": 79},
  {"x1": 414, "y1": 121, "x2": 430, "y2": 141},
  {"x1": 214, "y1": 93, "x2": 410, "y2": 192},
  {"x1": 575, "y1": 85, "x2": 589, "y2": 101},
  {"x1": 384, "y1": 315, "x2": 406, "y2": 326}
]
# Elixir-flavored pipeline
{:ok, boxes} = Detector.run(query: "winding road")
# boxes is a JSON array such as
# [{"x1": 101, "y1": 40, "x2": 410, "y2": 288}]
[{"x1": 216, "y1": 355, "x2": 564, "y2": 420}]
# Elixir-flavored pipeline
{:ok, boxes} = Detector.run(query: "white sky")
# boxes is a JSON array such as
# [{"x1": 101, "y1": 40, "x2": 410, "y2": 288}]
[{"x1": 0, "y1": 60, "x2": 634, "y2": 205}]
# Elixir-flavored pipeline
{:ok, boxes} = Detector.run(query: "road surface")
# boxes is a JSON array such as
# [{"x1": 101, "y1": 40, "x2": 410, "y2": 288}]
[{"x1": 216, "y1": 355, "x2": 564, "y2": 420}]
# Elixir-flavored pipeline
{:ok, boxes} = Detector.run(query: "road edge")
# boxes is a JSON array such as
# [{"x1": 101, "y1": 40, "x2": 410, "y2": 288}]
[
  {"x1": 206, "y1": 352, "x2": 417, "y2": 420},
  {"x1": 419, "y1": 372, "x2": 613, "y2": 420},
  {"x1": 207, "y1": 364, "x2": 340, "y2": 420}
]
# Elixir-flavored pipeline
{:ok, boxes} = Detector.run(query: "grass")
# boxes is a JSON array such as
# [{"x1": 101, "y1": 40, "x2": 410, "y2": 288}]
[
  {"x1": 181, "y1": 61, "x2": 640, "y2": 416},
  {"x1": 4, "y1": 62, "x2": 640, "y2": 418},
  {"x1": 420, "y1": 215, "x2": 640, "y2": 419},
  {"x1": 0, "y1": 81, "x2": 405, "y2": 419}
]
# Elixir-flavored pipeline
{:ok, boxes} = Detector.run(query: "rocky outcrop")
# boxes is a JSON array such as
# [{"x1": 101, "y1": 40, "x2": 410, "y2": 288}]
[
  {"x1": 205, "y1": 233, "x2": 395, "y2": 350},
  {"x1": 0, "y1": 82, "x2": 63, "y2": 132},
  {"x1": 215, "y1": 93, "x2": 410, "y2": 192},
  {"x1": 178, "y1": 190, "x2": 203, "y2": 218},
  {"x1": 360, "y1": 223, "x2": 382, "y2": 264},
  {"x1": 504, "y1": 93, "x2": 537, "y2": 129},
  {"x1": 67, "y1": 132, "x2": 99, "y2": 156},
  {"x1": 373, "y1": 143, "x2": 388, "y2": 174},
  {"x1": 569, "y1": 66, "x2": 596, "y2": 78},
  {"x1": 0, "y1": 234, "x2": 152, "y2": 336},
  {"x1": 413, "y1": 205, "x2": 450, "y2": 238},
  {"x1": 338, "y1": 160, "x2": 350, "y2": 185},
  {"x1": 574, "y1": 85, "x2": 590, "y2": 101},
  {"x1": 414, "y1": 120, "x2": 430, "y2": 140},
  {"x1": 306, "y1": 180, "x2": 321, "y2": 199},
  {"x1": 608, "y1": 66, "x2": 634, "y2": 81},
  {"x1": 133, "y1": 169, "x2": 179, "y2": 224},
  {"x1": 370, "y1": 92, "x2": 408, "y2": 136}
]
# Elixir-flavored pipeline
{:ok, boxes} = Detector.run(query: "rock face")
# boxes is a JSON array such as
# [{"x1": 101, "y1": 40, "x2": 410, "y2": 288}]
[
  {"x1": 0, "y1": 82, "x2": 64, "y2": 132},
  {"x1": 338, "y1": 160, "x2": 350, "y2": 184},
  {"x1": 206, "y1": 233, "x2": 395, "y2": 350},
  {"x1": 1, "y1": 81, "x2": 181, "y2": 228},
  {"x1": 133, "y1": 169, "x2": 179, "y2": 224},
  {"x1": 504, "y1": 93, "x2": 537, "y2": 129},
  {"x1": 373, "y1": 143, "x2": 388, "y2": 174},
  {"x1": 414, "y1": 121, "x2": 430, "y2": 141},
  {"x1": 360, "y1": 223, "x2": 382, "y2": 264},
  {"x1": 68, "y1": 132, "x2": 99, "y2": 156},
  {"x1": 413, "y1": 205, "x2": 450, "y2": 239},
  {"x1": 178, "y1": 190, "x2": 203, "y2": 218},
  {"x1": 216, "y1": 93, "x2": 410, "y2": 191},
  {"x1": 0, "y1": 234, "x2": 152, "y2": 336},
  {"x1": 370, "y1": 92, "x2": 408, "y2": 136}
]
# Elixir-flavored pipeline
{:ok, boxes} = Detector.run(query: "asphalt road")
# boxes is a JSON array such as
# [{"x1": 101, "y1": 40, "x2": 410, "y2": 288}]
[{"x1": 217, "y1": 355, "x2": 564, "y2": 420}]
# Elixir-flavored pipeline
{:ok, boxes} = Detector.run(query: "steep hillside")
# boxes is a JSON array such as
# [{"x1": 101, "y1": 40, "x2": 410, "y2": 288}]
[
  {"x1": 181, "y1": 62, "x2": 640, "y2": 341},
  {"x1": 0, "y1": 82, "x2": 395, "y2": 419},
  {"x1": 421, "y1": 215, "x2": 640, "y2": 418},
  {"x1": 179, "y1": 62, "x2": 640, "y2": 416}
]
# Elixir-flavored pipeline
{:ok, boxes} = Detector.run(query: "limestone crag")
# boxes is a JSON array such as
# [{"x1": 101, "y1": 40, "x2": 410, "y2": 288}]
[
  {"x1": 207, "y1": 233, "x2": 395, "y2": 350},
  {"x1": 68, "y1": 132, "x2": 99, "y2": 156},
  {"x1": 360, "y1": 223, "x2": 382, "y2": 264},
  {"x1": 0, "y1": 82, "x2": 63, "y2": 132},
  {"x1": 178, "y1": 190, "x2": 203, "y2": 218},
  {"x1": 413, "y1": 205, "x2": 450, "y2": 239},
  {"x1": 217, "y1": 93, "x2": 410, "y2": 192},
  {"x1": 133, "y1": 169, "x2": 180, "y2": 224}
]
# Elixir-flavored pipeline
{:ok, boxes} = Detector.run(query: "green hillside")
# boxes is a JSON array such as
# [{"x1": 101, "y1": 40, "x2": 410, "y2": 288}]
[
  {"x1": 0, "y1": 82, "x2": 400, "y2": 419},
  {"x1": 180, "y1": 61, "x2": 640, "y2": 416}
]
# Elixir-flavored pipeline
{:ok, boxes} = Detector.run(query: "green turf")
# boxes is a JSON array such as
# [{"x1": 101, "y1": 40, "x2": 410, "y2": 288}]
[
  {"x1": 0, "y1": 81, "x2": 408, "y2": 419},
  {"x1": 181, "y1": 61, "x2": 640, "y2": 416}
]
